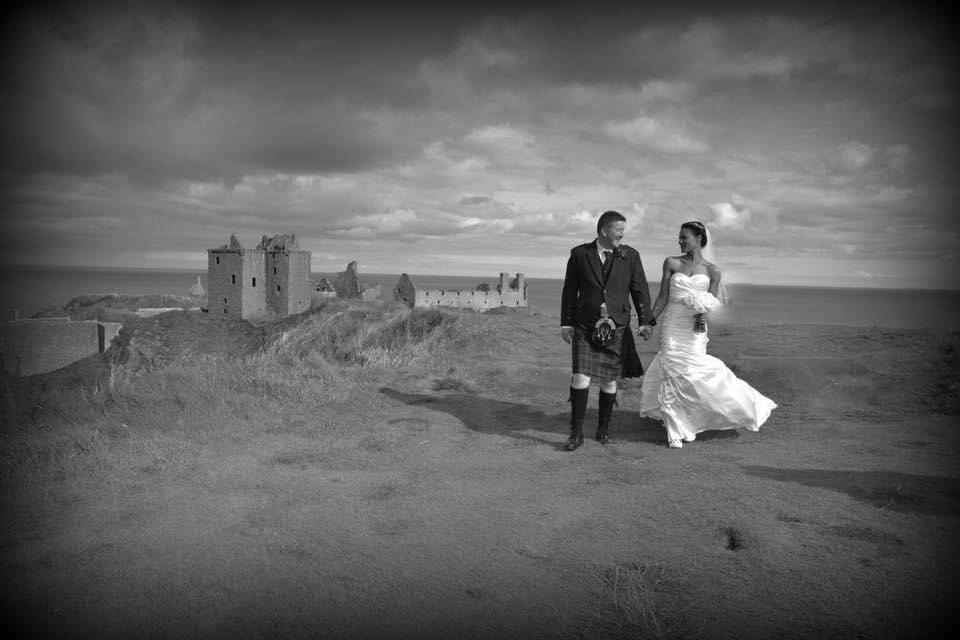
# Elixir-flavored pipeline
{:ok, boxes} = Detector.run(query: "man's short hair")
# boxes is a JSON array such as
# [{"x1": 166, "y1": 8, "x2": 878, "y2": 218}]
[{"x1": 597, "y1": 210, "x2": 626, "y2": 234}]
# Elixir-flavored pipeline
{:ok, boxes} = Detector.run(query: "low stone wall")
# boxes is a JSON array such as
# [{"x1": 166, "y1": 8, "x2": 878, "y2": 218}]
[
  {"x1": 0, "y1": 319, "x2": 103, "y2": 376},
  {"x1": 100, "y1": 322, "x2": 123, "y2": 352}
]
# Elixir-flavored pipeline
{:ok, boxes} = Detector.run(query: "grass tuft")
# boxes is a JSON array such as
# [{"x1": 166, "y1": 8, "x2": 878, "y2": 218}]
[{"x1": 581, "y1": 561, "x2": 697, "y2": 639}]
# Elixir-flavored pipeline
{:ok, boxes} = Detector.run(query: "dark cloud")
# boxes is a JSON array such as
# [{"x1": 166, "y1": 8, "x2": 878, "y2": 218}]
[
  {"x1": 0, "y1": 0, "x2": 957, "y2": 287},
  {"x1": 3, "y1": 0, "x2": 957, "y2": 183},
  {"x1": 0, "y1": 1, "x2": 460, "y2": 182}
]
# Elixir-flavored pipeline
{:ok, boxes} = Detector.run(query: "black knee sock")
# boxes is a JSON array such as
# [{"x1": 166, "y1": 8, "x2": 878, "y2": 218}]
[
  {"x1": 598, "y1": 390, "x2": 617, "y2": 435},
  {"x1": 569, "y1": 387, "x2": 589, "y2": 438}
]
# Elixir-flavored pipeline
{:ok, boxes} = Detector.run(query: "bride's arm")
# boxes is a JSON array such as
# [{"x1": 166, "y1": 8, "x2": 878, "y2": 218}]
[
  {"x1": 707, "y1": 263, "x2": 722, "y2": 299},
  {"x1": 650, "y1": 258, "x2": 673, "y2": 323}
]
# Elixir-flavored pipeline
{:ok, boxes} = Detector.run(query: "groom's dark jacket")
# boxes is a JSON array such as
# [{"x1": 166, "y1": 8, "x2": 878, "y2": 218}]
[{"x1": 561, "y1": 240, "x2": 653, "y2": 330}]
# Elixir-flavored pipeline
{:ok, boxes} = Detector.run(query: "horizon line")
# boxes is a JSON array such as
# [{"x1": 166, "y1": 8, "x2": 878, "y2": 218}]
[{"x1": 2, "y1": 263, "x2": 958, "y2": 293}]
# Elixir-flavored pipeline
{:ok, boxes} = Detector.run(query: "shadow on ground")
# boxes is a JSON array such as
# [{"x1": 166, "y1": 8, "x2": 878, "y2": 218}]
[
  {"x1": 742, "y1": 465, "x2": 960, "y2": 517},
  {"x1": 380, "y1": 387, "x2": 667, "y2": 448}
]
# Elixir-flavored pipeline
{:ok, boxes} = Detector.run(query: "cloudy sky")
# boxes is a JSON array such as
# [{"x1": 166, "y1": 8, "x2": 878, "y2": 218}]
[{"x1": 1, "y1": 0, "x2": 957, "y2": 288}]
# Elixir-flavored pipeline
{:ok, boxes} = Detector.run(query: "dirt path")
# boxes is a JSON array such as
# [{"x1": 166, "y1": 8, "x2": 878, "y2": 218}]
[{"x1": 2, "y1": 322, "x2": 959, "y2": 639}]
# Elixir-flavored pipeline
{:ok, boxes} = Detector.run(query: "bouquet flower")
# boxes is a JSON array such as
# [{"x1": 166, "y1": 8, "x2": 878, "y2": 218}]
[
  {"x1": 677, "y1": 290, "x2": 721, "y2": 334},
  {"x1": 677, "y1": 289, "x2": 721, "y2": 314}
]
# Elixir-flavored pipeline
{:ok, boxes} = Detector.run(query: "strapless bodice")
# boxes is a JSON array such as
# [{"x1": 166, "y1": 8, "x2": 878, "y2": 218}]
[{"x1": 659, "y1": 272, "x2": 720, "y2": 354}]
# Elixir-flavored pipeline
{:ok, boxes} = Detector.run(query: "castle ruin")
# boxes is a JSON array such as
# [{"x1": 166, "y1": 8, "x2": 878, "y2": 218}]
[
  {"x1": 312, "y1": 261, "x2": 381, "y2": 304},
  {"x1": 333, "y1": 261, "x2": 380, "y2": 302},
  {"x1": 208, "y1": 233, "x2": 311, "y2": 320},
  {"x1": 393, "y1": 272, "x2": 527, "y2": 311}
]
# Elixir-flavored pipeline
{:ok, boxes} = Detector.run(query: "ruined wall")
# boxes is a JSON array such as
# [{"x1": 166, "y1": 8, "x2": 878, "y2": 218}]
[
  {"x1": 334, "y1": 261, "x2": 363, "y2": 298},
  {"x1": 416, "y1": 288, "x2": 526, "y2": 310},
  {"x1": 393, "y1": 274, "x2": 417, "y2": 307},
  {"x1": 100, "y1": 322, "x2": 122, "y2": 352},
  {"x1": 0, "y1": 319, "x2": 101, "y2": 376},
  {"x1": 394, "y1": 273, "x2": 528, "y2": 311}
]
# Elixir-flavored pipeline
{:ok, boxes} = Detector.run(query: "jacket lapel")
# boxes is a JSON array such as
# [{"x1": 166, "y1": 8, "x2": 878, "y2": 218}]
[{"x1": 587, "y1": 240, "x2": 603, "y2": 285}]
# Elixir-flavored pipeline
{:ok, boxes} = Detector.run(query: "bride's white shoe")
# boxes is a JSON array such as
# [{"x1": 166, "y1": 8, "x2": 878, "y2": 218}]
[{"x1": 668, "y1": 439, "x2": 683, "y2": 449}]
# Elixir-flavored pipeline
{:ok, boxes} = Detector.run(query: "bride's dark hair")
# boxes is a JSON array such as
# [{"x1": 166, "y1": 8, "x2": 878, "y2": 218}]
[{"x1": 681, "y1": 221, "x2": 707, "y2": 247}]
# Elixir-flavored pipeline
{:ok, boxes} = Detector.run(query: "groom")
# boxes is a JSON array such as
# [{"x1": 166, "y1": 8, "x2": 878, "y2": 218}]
[{"x1": 560, "y1": 210, "x2": 655, "y2": 450}]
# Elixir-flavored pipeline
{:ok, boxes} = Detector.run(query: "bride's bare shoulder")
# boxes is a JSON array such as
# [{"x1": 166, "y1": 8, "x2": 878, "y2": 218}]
[
  {"x1": 704, "y1": 261, "x2": 722, "y2": 277},
  {"x1": 664, "y1": 255, "x2": 684, "y2": 270}
]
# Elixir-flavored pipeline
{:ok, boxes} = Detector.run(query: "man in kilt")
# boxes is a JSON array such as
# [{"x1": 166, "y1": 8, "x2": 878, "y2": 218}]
[{"x1": 560, "y1": 210, "x2": 655, "y2": 450}]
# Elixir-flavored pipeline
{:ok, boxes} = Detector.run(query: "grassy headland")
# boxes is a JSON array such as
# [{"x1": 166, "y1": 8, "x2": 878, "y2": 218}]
[
  {"x1": 1, "y1": 300, "x2": 959, "y2": 639},
  {"x1": 33, "y1": 293, "x2": 201, "y2": 323}
]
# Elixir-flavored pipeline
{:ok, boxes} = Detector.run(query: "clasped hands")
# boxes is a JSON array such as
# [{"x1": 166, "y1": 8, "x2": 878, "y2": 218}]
[{"x1": 560, "y1": 324, "x2": 653, "y2": 343}]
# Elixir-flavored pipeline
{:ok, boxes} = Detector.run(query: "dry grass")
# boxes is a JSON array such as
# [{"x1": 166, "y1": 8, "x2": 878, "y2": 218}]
[
  {"x1": 579, "y1": 562, "x2": 697, "y2": 640},
  {"x1": 266, "y1": 301, "x2": 514, "y2": 368},
  {"x1": 1, "y1": 301, "x2": 514, "y2": 486},
  {"x1": 0, "y1": 349, "x2": 352, "y2": 486}
]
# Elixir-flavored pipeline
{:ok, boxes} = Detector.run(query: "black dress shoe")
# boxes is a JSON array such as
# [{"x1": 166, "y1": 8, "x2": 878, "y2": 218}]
[
  {"x1": 564, "y1": 435, "x2": 584, "y2": 451},
  {"x1": 595, "y1": 432, "x2": 609, "y2": 445}
]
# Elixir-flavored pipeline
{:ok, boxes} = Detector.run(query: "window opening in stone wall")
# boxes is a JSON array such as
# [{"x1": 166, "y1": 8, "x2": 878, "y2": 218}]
[
  {"x1": 277, "y1": 285, "x2": 281, "y2": 292},
  {"x1": 252, "y1": 277, "x2": 256, "y2": 287},
  {"x1": 224, "y1": 298, "x2": 227, "y2": 303},
  {"x1": 232, "y1": 274, "x2": 236, "y2": 284},
  {"x1": 274, "y1": 267, "x2": 277, "y2": 275},
  {"x1": 216, "y1": 257, "x2": 220, "y2": 264}
]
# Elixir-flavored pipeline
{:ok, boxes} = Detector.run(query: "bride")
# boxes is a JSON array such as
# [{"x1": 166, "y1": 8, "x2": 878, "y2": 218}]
[{"x1": 640, "y1": 221, "x2": 776, "y2": 448}]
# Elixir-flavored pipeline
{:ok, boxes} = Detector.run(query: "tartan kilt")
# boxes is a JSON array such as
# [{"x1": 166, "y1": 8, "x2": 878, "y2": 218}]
[{"x1": 571, "y1": 325, "x2": 644, "y2": 382}]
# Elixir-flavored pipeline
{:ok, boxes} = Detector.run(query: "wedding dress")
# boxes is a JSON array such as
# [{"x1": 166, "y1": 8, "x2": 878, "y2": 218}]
[{"x1": 639, "y1": 273, "x2": 776, "y2": 444}]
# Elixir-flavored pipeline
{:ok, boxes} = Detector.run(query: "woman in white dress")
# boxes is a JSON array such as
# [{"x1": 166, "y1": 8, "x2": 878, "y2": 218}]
[{"x1": 639, "y1": 221, "x2": 776, "y2": 448}]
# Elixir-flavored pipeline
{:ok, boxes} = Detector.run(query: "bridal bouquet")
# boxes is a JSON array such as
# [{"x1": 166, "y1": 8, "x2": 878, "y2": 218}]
[
  {"x1": 678, "y1": 290, "x2": 721, "y2": 333},
  {"x1": 677, "y1": 289, "x2": 722, "y2": 314}
]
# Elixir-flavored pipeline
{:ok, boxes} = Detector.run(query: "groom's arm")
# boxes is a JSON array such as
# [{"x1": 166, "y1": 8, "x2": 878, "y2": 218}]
[
  {"x1": 560, "y1": 250, "x2": 580, "y2": 327},
  {"x1": 629, "y1": 250, "x2": 653, "y2": 326}
]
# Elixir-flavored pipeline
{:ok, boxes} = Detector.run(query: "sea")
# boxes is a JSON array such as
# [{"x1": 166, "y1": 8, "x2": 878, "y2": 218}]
[{"x1": 2, "y1": 266, "x2": 959, "y2": 331}]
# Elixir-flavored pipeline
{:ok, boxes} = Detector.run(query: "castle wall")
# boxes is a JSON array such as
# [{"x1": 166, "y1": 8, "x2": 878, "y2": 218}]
[
  {"x1": 265, "y1": 251, "x2": 310, "y2": 316},
  {"x1": 286, "y1": 251, "x2": 312, "y2": 315},
  {"x1": 209, "y1": 249, "x2": 268, "y2": 319},
  {"x1": 1, "y1": 319, "x2": 101, "y2": 376},
  {"x1": 209, "y1": 235, "x2": 311, "y2": 320},
  {"x1": 416, "y1": 288, "x2": 526, "y2": 310},
  {"x1": 265, "y1": 252, "x2": 285, "y2": 315},
  {"x1": 241, "y1": 251, "x2": 267, "y2": 319},
  {"x1": 208, "y1": 250, "x2": 244, "y2": 317},
  {"x1": 395, "y1": 273, "x2": 527, "y2": 312}
]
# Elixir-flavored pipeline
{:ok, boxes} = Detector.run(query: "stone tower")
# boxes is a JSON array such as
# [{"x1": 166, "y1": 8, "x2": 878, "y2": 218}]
[
  {"x1": 259, "y1": 233, "x2": 311, "y2": 317},
  {"x1": 207, "y1": 233, "x2": 311, "y2": 320}
]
